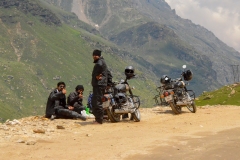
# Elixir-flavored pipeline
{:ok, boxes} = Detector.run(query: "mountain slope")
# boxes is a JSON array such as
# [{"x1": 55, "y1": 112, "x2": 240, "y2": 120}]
[
  {"x1": 0, "y1": 0, "x2": 159, "y2": 121},
  {"x1": 56, "y1": 0, "x2": 239, "y2": 88},
  {"x1": 109, "y1": 21, "x2": 218, "y2": 91},
  {"x1": 132, "y1": 0, "x2": 240, "y2": 85}
]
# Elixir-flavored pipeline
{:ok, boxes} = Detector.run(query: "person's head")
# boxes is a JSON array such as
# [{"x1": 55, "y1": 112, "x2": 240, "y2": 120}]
[
  {"x1": 75, "y1": 85, "x2": 84, "y2": 94},
  {"x1": 92, "y1": 49, "x2": 101, "y2": 61},
  {"x1": 57, "y1": 81, "x2": 66, "y2": 91}
]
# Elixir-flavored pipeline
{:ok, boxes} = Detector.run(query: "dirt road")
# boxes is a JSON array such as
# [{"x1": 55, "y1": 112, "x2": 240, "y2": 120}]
[{"x1": 0, "y1": 105, "x2": 240, "y2": 160}]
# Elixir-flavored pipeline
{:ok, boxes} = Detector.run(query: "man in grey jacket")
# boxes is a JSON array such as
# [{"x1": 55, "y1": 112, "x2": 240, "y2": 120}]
[
  {"x1": 45, "y1": 81, "x2": 86, "y2": 121},
  {"x1": 91, "y1": 49, "x2": 108, "y2": 124}
]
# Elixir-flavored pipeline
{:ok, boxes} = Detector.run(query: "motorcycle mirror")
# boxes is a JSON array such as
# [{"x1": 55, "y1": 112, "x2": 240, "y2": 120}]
[{"x1": 182, "y1": 65, "x2": 186, "y2": 69}]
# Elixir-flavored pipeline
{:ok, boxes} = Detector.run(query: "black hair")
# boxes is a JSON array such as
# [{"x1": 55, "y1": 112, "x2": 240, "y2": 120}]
[
  {"x1": 57, "y1": 81, "x2": 66, "y2": 87},
  {"x1": 75, "y1": 85, "x2": 84, "y2": 91},
  {"x1": 92, "y1": 49, "x2": 102, "y2": 56}
]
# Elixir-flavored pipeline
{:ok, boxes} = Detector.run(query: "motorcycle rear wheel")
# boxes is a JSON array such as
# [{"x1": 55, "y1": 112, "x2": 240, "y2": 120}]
[
  {"x1": 186, "y1": 101, "x2": 197, "y2": 113},
  {"x1": 169, "y1": 102, "x2": 181, "y2": 114},
  {"x1": 106, "y1": 107, "x2": 121, "y2": 123},
  {"x1": 131, "y1": 109, "x2": 141, "y2": 122}
]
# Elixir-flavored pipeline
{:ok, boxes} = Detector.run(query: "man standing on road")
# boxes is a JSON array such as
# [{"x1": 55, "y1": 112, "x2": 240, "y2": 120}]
[{"x1": 91, "y1": 49, "x2": 108, "y2": 124}]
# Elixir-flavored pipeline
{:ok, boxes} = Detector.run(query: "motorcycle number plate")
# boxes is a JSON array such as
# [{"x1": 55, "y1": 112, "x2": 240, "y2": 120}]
[{"x1": 165, "y1": 95, "x2": 172, "y2": 102}]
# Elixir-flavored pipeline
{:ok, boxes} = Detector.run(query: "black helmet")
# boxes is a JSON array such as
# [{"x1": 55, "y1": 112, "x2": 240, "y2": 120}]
[
  {"x1": 160, "y1": 75, "x2": 171, "y2": 84},
  {"x1": 125, "y1": 66, "x2": 135, "y2": 79},
  {"x1": 183, "y1": 70, "x2": 193, "y2": 81}
]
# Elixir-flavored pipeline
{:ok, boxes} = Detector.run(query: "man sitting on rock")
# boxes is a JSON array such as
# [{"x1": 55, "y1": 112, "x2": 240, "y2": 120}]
[
  {"x1": 67, "y1": 85, "x2": 85, "y2": 114},
  {"x1": 45, "y1": 81, "x2": 86, "y2": 121}
]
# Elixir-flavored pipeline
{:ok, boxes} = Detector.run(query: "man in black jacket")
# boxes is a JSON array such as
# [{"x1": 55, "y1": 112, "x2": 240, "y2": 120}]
[
  {"x1": 45, "y1": 81, "x2": 86, "y2": 121},
  {"x1": 91, "y1": 49, "x2": 109, "y2": 124},
  {"x1": 67, "y1": 85, "x2": 85, "y2": 114}
]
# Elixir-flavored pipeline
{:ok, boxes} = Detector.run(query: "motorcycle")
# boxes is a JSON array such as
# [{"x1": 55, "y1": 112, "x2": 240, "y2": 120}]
[
  {"x1": 153, "y1": 86, "x2": 169, "y2": 106},
  {"x1": 160, "y1": 65, "x2": 196, "y2": 114},
  {"x1": 102, "y1": 67, "x2": 141, "y2": 122}
]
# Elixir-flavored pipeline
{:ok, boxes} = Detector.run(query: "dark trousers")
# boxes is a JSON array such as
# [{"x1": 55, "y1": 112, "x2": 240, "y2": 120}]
[
  {"x1": 73, "y1": 104, "x2": 85, "y2": 114},
  {"x1": 91, "y1": 86, "x2": 105, "y2": 124},
  {"x1": 55, "y1": 107, "x2": 81, "y2": 119}
]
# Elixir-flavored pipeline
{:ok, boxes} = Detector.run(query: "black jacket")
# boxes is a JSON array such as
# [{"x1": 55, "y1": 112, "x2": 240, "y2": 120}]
[
  {"x1": 67, "y1": 91, "x2": 83, "y2": 107},
  {"x1": 107, "y1": 69, "x2": 113, "y2": 86},
  {"x1": 45, "y1": 89, "x2": 67, "y2": 118},
  {"x1": 91, "y1": 57, "x2": 108, "y2": 87}
]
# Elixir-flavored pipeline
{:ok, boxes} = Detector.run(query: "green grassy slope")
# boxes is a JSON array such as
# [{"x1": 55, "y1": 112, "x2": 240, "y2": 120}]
[
  {"x1": 196, "y1": 83, "x2": 240, "y2": 106},
  {"x1": 0, "y1": 0, "x2": 160, "y2": 121}
]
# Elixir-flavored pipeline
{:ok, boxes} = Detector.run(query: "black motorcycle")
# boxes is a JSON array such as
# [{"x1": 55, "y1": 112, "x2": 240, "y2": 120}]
[
  {"x1": 160, "y1": 65, "x2": 196, "y2": 114},
  {"x1": 102, "y1": 66, "x2": 141, "y2": 122}
]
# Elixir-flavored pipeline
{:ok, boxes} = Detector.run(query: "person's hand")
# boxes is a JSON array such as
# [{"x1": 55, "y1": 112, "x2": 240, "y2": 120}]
[
  {"x1": 62, "y1": 88, "x2": 67, "y2": 94},
  {"x1": 68, "y1": 106, "x2": 74, "y2": 110},
  {"x1": 96, "y1": 74, "x2": 102, "y2": 80}
]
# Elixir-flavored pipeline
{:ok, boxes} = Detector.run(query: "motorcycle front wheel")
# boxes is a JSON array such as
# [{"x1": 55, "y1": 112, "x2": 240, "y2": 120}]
[
  {"x1": 186, "y1": 101, "x2": 197, "y2": 113},
  {"x1": 106, "y1": 106, "x2": 121, "y2": 123},
  {"x1": 131, "y1": 109, "x2": 141, "y2": 122},
  {"x1": 169, "y1": 102, "x2": 181, "y2": 114}
]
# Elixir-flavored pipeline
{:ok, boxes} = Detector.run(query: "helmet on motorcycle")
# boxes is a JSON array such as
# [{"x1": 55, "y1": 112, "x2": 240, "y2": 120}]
[
  {"x1": 183, "y1": 70, "x2": 193, "y2": 81},
  {"x1": 160, "y1": 75, "x2": 171, "y2": 84},
  {"x1": 125, "y1": 66, "x2": 135, "y2": 79}
]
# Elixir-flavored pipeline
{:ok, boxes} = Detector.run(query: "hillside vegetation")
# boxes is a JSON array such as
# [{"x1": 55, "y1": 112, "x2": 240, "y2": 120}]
[
  {"x1": 0, "y1": 0, "x2": 159, "y2": 122},
  {"x1": 52, "y1": 0, "x2": 240, "y2": 91},
  {"x1": 196, "y1": 83, "x2": 240, "y2": 106},
  {"x1": 1, "y1": 0, "x2": 240, "y2": 122}
]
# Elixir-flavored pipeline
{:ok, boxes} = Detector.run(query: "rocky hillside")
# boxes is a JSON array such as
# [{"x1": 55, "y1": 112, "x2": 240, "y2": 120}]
[
  {"x1": 0, "y1": 0, "x2": 159, "y2": 121},
  {"x1": 46, "y1": 0, "x2": 240, "y2": 89},
  {"x1": 0, "y1": 0, "x2": 61, "y2": 25},
  {"x1": 132, "y1": 0, "x2": 240, "y2": 85}
]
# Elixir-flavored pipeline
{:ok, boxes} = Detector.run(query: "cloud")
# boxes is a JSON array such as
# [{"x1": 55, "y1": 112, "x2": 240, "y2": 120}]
[{"x1": 165, "y1": 0, "x2": 240, "y2": 52}]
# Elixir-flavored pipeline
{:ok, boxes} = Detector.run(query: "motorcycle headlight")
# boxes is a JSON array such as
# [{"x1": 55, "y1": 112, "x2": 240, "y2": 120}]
[{"x1": 115, "y1": 93, "x2": 127, "y2": 104}]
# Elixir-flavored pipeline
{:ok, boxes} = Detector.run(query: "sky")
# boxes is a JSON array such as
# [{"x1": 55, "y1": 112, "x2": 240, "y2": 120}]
[{"x1": 165, "y1": 0, "x2": 240, "y2": 52}]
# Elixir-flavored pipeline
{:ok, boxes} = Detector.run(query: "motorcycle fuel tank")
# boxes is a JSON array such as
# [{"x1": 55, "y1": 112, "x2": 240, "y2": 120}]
[
  {"x1": 115, "y1": 84, "x2": 129, "y2": 92},
  {"x1": 174, "y1": 81, "x2": 185, "y2": 88}
]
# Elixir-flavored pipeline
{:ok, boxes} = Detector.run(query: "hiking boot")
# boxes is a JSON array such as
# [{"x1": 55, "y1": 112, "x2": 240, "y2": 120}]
[
  {"x1": 92, "y1": 120, "x2": 102, "y2": 125},
  {"x1": 50, "y1": 115, "x2": 56, "y2": 120}
]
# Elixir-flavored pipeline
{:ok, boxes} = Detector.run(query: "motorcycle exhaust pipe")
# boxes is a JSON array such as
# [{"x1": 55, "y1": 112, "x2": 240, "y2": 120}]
[{"x1": 176, "y1": 101, "x2": 192, "y2": 106}]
